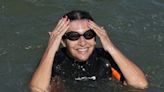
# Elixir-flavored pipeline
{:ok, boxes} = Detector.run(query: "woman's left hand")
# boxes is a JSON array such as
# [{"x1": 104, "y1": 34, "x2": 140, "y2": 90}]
[
  {"x1": 88, "y1": 20, "x2": 148, "y2": 89},
  {"x1": 88, "y1": 20, "x2": 113, "y2": 51}
]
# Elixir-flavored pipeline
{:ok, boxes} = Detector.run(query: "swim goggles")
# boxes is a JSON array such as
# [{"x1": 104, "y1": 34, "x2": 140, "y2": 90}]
[{"x1": 62, "y1": 29, "x2": 96, "y2": 41}]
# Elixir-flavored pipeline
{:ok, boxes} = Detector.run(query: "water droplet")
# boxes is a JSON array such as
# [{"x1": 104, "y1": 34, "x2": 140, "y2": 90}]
[
  {"x1": 106, "y1": 63, "x2": 109, "y2": 67},
  {"x1": 82, "y1": 68, "x2": 85, "y2": 71}
]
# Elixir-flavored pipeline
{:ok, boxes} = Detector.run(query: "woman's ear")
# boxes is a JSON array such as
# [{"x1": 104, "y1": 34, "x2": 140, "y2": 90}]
[{"x1": 61, "y1": 40, "x2": 66, "y2": 47}]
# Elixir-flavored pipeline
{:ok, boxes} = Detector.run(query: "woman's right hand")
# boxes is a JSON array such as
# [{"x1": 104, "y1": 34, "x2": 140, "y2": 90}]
[
  {"x1": 30, "y1": 16, "x2": 70, "y2": 91},
  {"x1": 47, "y1": 16, "x2": 70, "y2": 52}
]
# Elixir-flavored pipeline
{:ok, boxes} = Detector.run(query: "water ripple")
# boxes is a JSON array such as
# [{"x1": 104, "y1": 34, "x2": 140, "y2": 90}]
[
  {"x1": 152, "y1": 0, "x2": 164, "y2": 8},
  {"x1": 0, "y1": 48, "x2": 8, "y2": 56}
]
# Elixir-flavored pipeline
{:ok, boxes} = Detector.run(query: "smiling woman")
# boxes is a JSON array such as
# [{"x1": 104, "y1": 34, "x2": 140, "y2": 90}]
[
  {"x1": 62, "y1": 19, "x2": 96, "y2": 61},
  {"x1": 30, "y1": 10, "x2": 148, "y2": 92}
]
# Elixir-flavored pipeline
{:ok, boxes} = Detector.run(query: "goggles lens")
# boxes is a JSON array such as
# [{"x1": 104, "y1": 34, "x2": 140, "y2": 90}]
[{"x1": 63, "y1": 29, "x2": 96, "y2": 41}]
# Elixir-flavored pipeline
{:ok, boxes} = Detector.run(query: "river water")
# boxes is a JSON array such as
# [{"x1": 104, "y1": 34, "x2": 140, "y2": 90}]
[{"x1": 0, "y1": 0, "x2": 164, "y2": 92}]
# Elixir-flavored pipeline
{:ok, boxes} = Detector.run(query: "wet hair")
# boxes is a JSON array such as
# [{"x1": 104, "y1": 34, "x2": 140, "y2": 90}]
[{"x1": 63, "y1": 10, "x2": 94, "y2": 21}]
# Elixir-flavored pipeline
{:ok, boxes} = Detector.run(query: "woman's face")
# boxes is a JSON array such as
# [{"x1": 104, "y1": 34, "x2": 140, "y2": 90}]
[{"x1": 63, "y1": 20, "x2": 96, "y2": 62}]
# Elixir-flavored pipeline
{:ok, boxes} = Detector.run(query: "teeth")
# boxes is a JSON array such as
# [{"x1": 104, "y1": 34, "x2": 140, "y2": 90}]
[{"x1": 77, "y1": 48, "x2": 87, "y2": 52}]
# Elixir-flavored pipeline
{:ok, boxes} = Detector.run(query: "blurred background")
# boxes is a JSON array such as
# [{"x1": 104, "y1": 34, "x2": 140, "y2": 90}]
[{"x1": 0, "y1": 0, "x2": 163, "y2": 92}]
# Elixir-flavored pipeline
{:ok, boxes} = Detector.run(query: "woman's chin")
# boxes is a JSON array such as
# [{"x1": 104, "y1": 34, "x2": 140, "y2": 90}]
[{"x1": 75, "y1": 55, "x2": 89, "y2": 62}]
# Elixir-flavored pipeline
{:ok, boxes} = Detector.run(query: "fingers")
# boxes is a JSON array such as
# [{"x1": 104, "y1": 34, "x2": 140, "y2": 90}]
[
  {"x1": 54, "y1": 16, "x2": 67, "y2": 32},
  {"x1": 54, "y1": 16, "x2": 69, "y2": 33},
  {"x1": 49, "y1": 16, "x2": 70, "y2": 38},
  {"x1": 88, "y1": 20, "x2": 107, "y2": 38},
  {"x1": 88, "y1": 20, "x2": 113, "y2": 51},
  {"x1": 47, "y1": 16, "x2": 70, "y2": 50},
  {"x1": 58, "y1": 19, "x2": 70, "y2": 36}
]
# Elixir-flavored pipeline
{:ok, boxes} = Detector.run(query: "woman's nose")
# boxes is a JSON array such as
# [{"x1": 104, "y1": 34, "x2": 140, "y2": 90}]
[{"x1": 78, "y1": 36, "x2": 87, "y2": 46}]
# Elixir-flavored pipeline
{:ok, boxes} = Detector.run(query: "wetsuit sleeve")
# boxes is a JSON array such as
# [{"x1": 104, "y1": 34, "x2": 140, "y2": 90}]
[
  {"x1": 99, "y1": 48, "x2": 125, "y2": 82},
  {"x1": 51, "y1": 48, "x2": 66, "y2": 77},
  {"x1": 108, "y1": 56, "x2": 125, "y2": 82},
  {"x1": 51, "y1": 53, "x2": 58, "y2": 77}
]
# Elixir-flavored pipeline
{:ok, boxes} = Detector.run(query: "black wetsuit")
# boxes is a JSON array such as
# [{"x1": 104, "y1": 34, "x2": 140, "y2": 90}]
[{"x1": 52, "y1": 47, "x2": 125, "y2": 82}]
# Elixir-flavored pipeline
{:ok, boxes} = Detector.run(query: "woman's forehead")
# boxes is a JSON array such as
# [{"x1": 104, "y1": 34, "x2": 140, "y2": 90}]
[{"x1": 67, "y1": 20, "x2": 89, "y2": 33}]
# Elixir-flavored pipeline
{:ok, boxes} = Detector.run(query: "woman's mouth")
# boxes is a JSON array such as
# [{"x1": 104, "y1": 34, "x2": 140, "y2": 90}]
[{"x1": 77, "y1": 47, "x2": 88, "y2": 52}]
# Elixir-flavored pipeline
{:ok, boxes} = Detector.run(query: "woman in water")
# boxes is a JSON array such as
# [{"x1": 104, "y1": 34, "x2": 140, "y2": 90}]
[{"x1": 30, "y1": 10, "x2": 148, "y2": 92}]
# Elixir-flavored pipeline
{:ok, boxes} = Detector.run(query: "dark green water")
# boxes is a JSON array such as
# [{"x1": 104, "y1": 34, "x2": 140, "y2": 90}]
[{"x1": 0, "y1": 0, "x2": 164, "y2": 92}]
